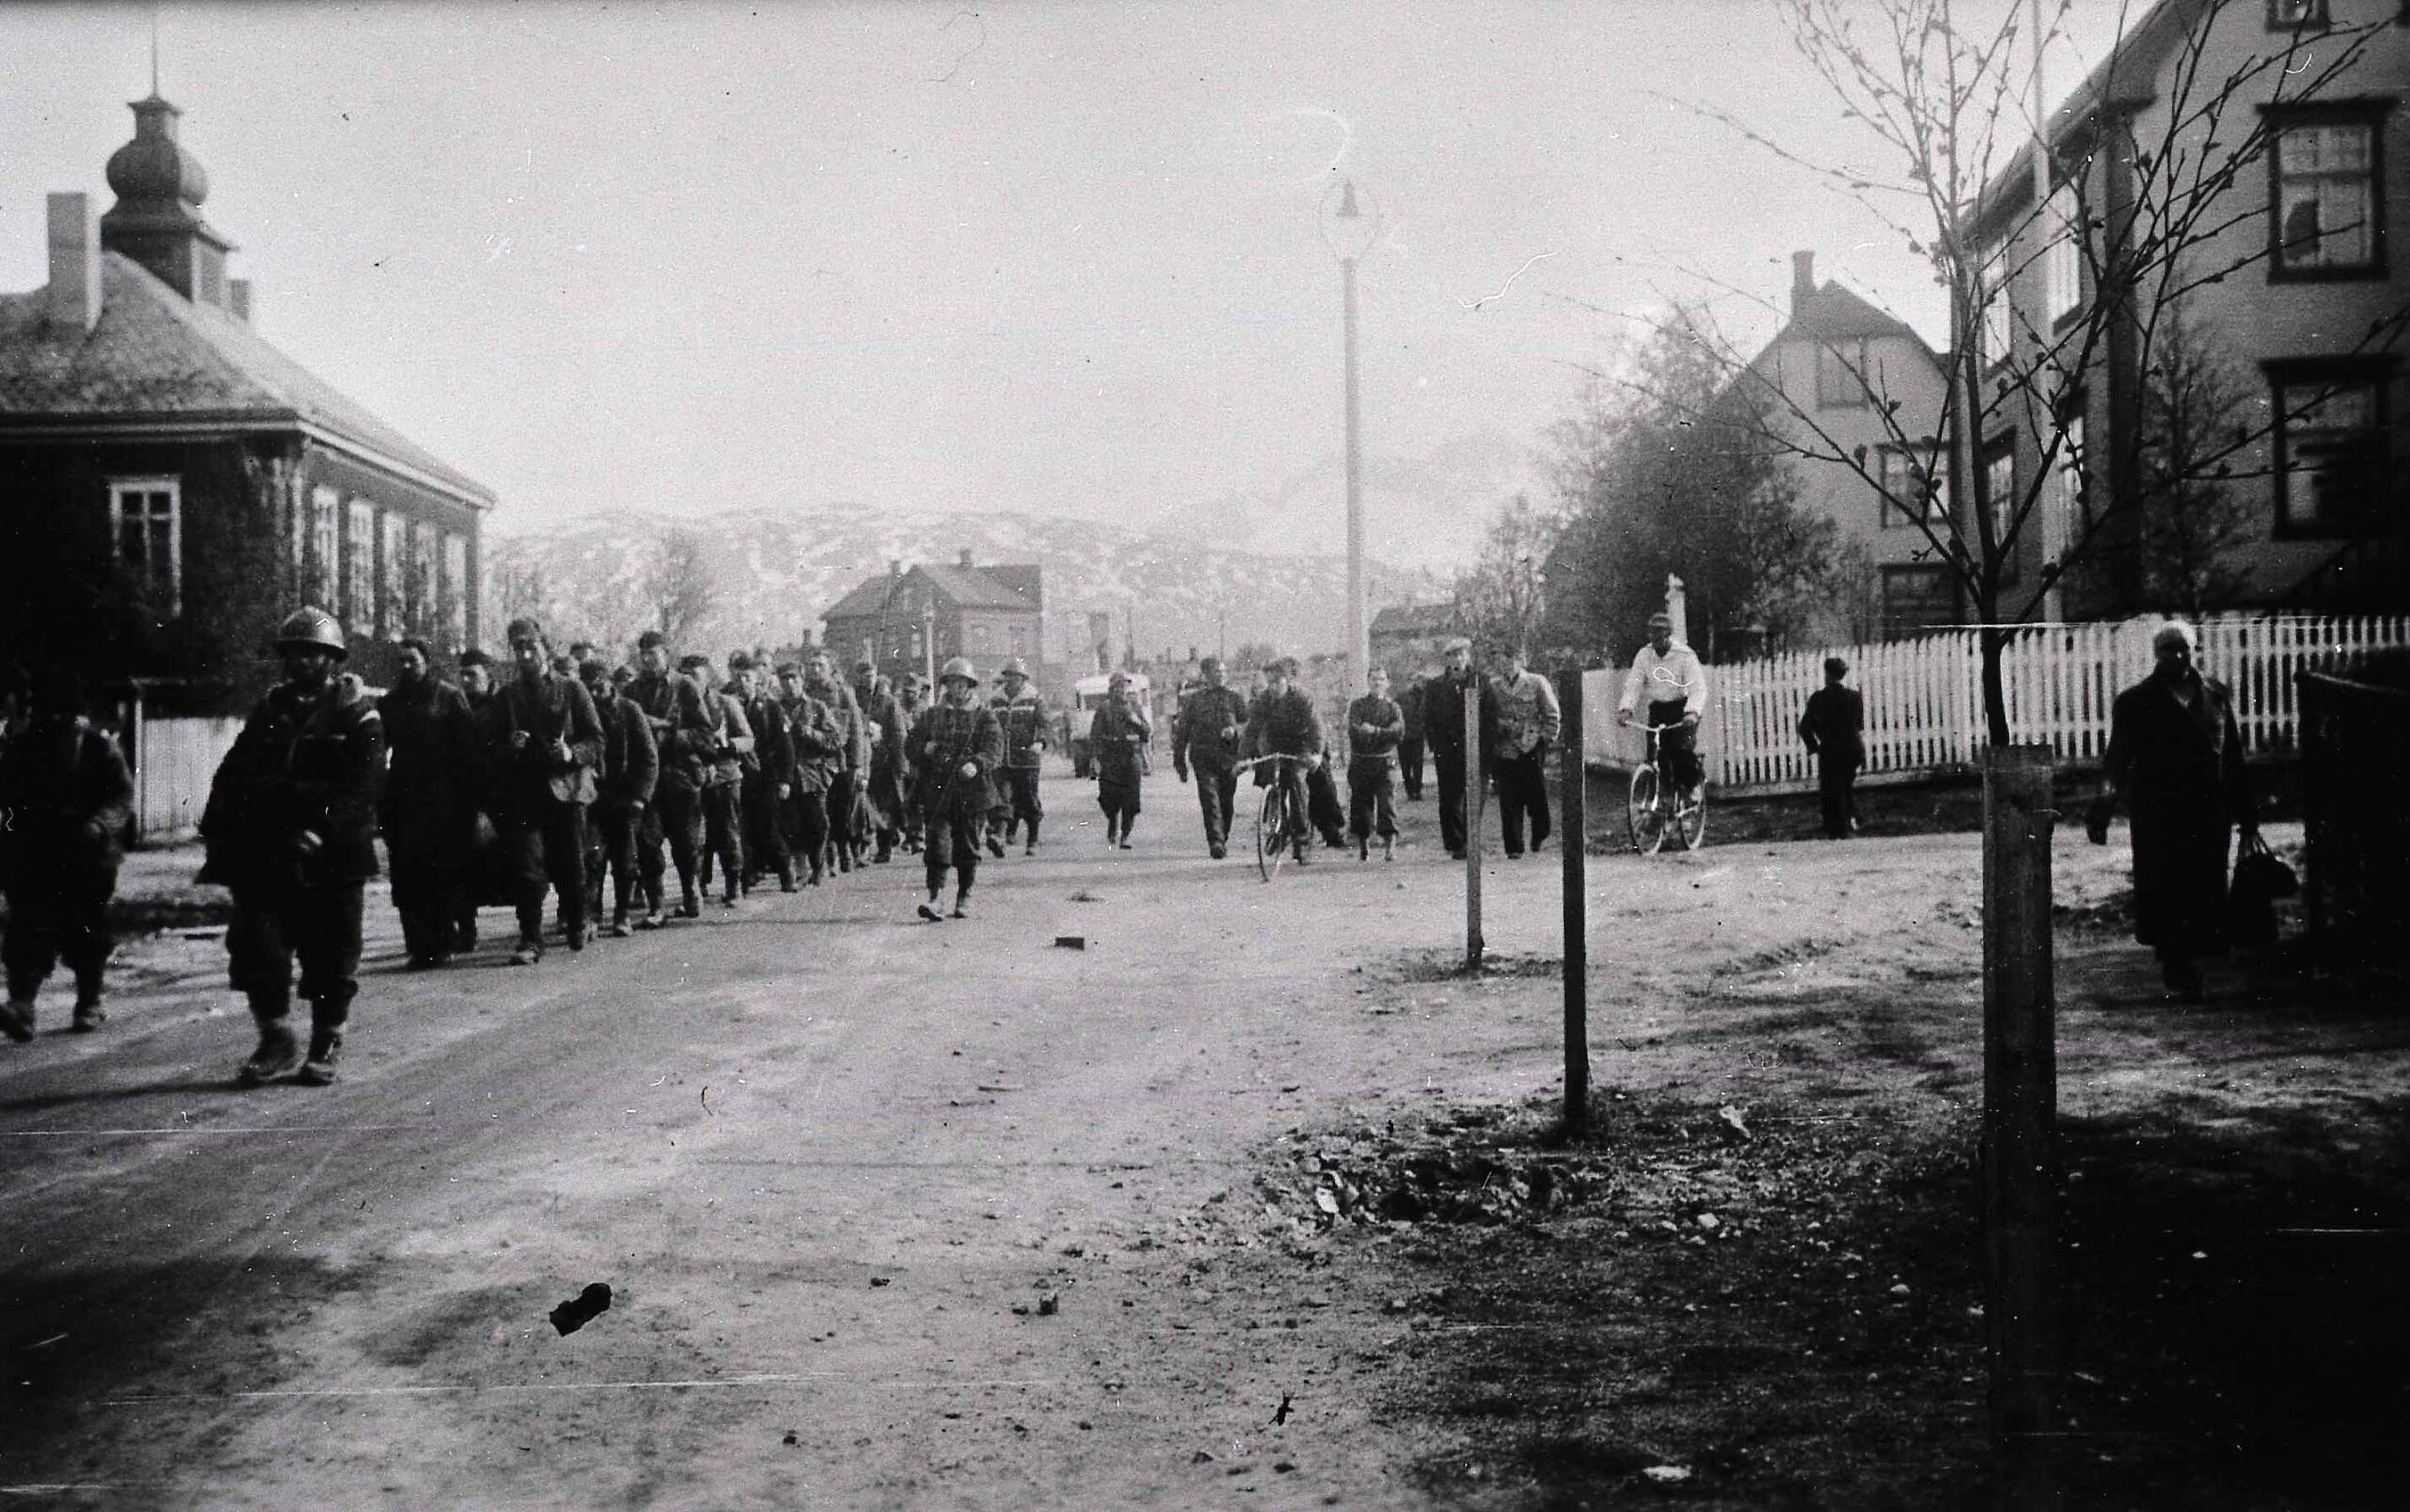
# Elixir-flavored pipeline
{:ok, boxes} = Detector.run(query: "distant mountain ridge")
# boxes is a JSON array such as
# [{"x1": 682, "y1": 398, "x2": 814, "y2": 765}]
[{"x1": 485, "y1": 506, "x2": 1452, "y2": 667}]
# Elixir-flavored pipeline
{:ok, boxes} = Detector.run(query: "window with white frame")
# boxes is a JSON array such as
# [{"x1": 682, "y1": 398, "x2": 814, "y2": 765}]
[
  {"x1": 1876, "y1": 444, "x2": 1951, "y2": 530},
  {"x1": 442, "y1": 532, "x2": 469, "y2": 645},
  {"x1": 1984, "y1": 440, "x2": 2019, "y2": 577},
  {"x1": 2050, "y1": 412, "x2": 2087, "y2": 559},
  {"x1": 2271, "y1": 365, "x2": 2390, "y2": 534},
  {"x1": 2270, "y1": 108, "x2": 2385, "y2": 277},
  {"x1": 310, "y1": 486, "x2": 340, "y2": 610},
  {"x1": 1979, "y1": 239, "x2": 2014, "y2": 366},
  {"x1": 2041, "y1": 185, "x2": 2083, "y2": 326},
  {"x1": 380, "y1": 511, "x2": 409, "y2": 637},
  {"x1": 410, "y1": 521, "x2": 439, "y2": 636},
  {"x1": 109, "y1": 478, "x2": 182, "y2": 616},
  {"x1": 2267, "y1": 0, "x2": 2330, "y2": 28},
  {"x1": 345, "y1": 500, "x2": 375, "y2": 636},
  {"x1": 1815, "y1": 337, "x2": 1871, "y2": 409}
]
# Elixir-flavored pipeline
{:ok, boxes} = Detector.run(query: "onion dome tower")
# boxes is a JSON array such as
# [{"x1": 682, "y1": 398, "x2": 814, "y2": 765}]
[{"x1": 99, "y1": 90, "x2": 237, "y2": 308}]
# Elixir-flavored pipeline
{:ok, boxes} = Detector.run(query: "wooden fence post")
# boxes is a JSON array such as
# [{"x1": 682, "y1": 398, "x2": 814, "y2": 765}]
[
  {"x1": 1983, "y1": 743, "x2": 2060, "y2": 1510},
  {"x1": 1558, "y1": 665, "x2": 1587, "y2": 1128}
]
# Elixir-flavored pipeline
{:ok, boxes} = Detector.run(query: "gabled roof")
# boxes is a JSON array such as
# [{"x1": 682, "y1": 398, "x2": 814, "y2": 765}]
[
  {"x1": 821, "y1": 561, "x2": 1040, "y2": 623},
  {"x1": 917, "y1": 563, "x2": 1038, "y2": 611},
  {"x1": 1372, "y1": 601, "x2": 1460, "y2": 635},
  {"x1": 0, "y1": 251, "x2": 494, "y2": 506},
  {"x1": 1767, "y1": 281, "x2": 1932, "y2": 351}
]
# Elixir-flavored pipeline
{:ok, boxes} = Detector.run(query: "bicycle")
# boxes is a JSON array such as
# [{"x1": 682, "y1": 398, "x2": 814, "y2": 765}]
[
  {"x1": 1240, "y1": 754, "x2": 1314, "y2": 881},
  {"x1": 1627, "y1": 721, "x2": 1707, "y2": 855}
]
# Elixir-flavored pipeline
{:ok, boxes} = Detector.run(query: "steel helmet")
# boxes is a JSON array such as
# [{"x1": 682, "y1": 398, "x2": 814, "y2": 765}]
[
  {"x1": 999, "y1": 657, "x2": 1029, "y2": 679},
  {"x1": 939, "y1": 656, "x2": 979, "y2": 686},
  {"x1": 273, "y1": 606, "x2": 347, "y2": 658}
]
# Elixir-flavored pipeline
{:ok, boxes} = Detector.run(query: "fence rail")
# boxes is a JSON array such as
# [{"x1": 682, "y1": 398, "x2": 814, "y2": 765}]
[{"x1": 1583, "y1": 615, "x2": 2410, "y2": 795}]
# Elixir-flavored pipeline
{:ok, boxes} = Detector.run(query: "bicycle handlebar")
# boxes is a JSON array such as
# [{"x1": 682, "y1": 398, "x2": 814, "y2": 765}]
[{"x1": 1235, "y1": 753, "x2": 1314, "y2": 770}]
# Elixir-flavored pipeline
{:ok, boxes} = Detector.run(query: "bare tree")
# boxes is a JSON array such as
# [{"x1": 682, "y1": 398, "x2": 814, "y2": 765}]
[
  {"x1": 646, "y1": 528, "x2": 716, "y2": 648},
  {"x1": 1678, "y1": 0, "x2": 2402, "y2": 741},
  {"x1": 482, "y1": 536, "x2": 551, "y2": 642},
  {"x1": 1454, "y1": 492, "x2": 1558, "y2": 657}
]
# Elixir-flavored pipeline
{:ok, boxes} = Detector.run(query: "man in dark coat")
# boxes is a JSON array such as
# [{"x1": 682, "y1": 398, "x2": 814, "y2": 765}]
[
  {"x1": 581, "y1": 657, "x2": 659, "y2": 934},
  {"x1": 1172, "y1": 654, "x2": 1250, "y2": 860},
  {"x1": 2089, "y1": 620, "x2": 2260, "y2": 1001},
  {"x1": 1797, "y1": 656, "x2": 1864, "y2": 840},
  {"x1": 852, "y1": 661, "x2": 909, "y2": 863},
  {"x1": 0, "y1": 667, "x2": 134, "y2": 1039},
  {"x1": 988, "y1": 657, "x2": 1050, "y2": 854},
  {"x1": 731, "y1": 653, "x2": 797, "y2": 893},
  {"x1": 200, "y1": 607, "x2": 384, "y2": 1086},
  {"x1": 779, "y1": 664, "x2": 841, "y2": 885},
  {"x1": 1345, "y1": 665, "x2": 1405, "y2": 861},
  {"x1": 912, "y1": 658, "x2": 1004, "y2": 920},
  {"x1": 679, "y1": 655, "x2": 754, "y2": 908},
  {"x1": 1422, "y1": 638, "x2": 1482, "y2": 860},
  {"x1": 1090, "y1": 670, "x2": 1151, "y2": 848},
  {"x1": 1395, "y1": 669, "x2": 1429, "y2": 800},
  {"x1": 1246, "y1": 657, "x2": 1328, "y2": 864},
  {"x1": 625, "y1": 632, "x2": 694, "y2": 925},
  {"x1": 804, "y1": 651, "x2": 867, "y2": 875},
  {"x1": 488, "y1": 617, "x2": 605, "y2": 964},
  {"x1": 451, "y1": 649, "x2": 503, "y2": 953},
  {"x1": 380, "y1": 637, "x2": 482, "y2": 969}
]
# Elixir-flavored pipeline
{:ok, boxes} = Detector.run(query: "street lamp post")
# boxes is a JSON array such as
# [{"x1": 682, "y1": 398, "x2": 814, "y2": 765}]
[{"x1": 1324, "y1": 178, "x2": 1380, "y2": 693}]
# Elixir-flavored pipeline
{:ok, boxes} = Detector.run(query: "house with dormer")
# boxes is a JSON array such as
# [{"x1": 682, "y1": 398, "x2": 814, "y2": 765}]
[{"x1": 0, "y1": 88, "x2": 495, "y2": 709}]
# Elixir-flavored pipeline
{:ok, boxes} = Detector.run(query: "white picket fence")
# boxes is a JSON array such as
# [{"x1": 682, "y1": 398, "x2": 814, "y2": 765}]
[{"x1": 1582, "y1": 615, "x2": 2410, "y2": 795}]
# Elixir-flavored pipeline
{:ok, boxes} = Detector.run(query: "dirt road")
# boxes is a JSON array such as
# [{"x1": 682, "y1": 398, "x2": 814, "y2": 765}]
[{"x1": 7, "y1": 773, "x2": 2396, "y2": 1509}]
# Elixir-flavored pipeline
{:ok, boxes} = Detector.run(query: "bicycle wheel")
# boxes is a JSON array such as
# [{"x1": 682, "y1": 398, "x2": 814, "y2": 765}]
[
  {"x1": 1256, "y1": 782, "x2": 1286, "y2": 881},
  {"x1": 1674, "y1": 782, "x2": 1707, "y2": 851},
  {"x1": 1627, "y1": 765, "x2": 1665, "y2": 856}
]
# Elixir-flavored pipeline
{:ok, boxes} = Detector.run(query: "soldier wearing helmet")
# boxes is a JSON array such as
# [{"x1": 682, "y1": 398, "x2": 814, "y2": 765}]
[
  {"x1": 988, "y1": 655, "x2": 1050, "y2": 856},
  {"x1": 910, "y1": 657, "x2": 1003, "y2": 921},
  {"x1": 199, "y1": 607, "x2": 385, "y2": 1086}
]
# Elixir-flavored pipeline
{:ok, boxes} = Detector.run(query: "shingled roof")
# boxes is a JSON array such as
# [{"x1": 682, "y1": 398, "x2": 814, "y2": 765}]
[
  {"x1": 0, "y1": 251, "x2": 494, "y2": 506},
  {"x1": 823, "y1": 561, "x2": 1039, "y2": 622}
]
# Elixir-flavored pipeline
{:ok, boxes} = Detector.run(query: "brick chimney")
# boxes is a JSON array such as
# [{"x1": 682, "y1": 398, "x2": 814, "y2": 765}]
[
  {"x1": 888, "y1": 558, "x2": 903, "y2": 578},
  {"x1": 229, "y1": 278, "x2": 251, "y2": 323},
  {"x1": 1791, "y1": 249, "x2": 1816, "y2": 319},
  {"x1": 957, "y1": 549, "x2": 974, "y2": 569},
  {"x1": 46, "y1": 193, "x2": 101, "y2": 335}
]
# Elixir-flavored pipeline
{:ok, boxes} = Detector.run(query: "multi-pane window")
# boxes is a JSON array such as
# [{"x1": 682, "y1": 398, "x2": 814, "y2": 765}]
[
  {"x1": 2040, "y1": 185, "x2": 2083, "y2": 326},
  {"x1": 310, "y1": 486, "x2": 340, "y2": 609},
  {"x1": 2050, "y1": 413, "x2": 2087, "y2": 559},
  {"x1": 2271, "y1": 111, "x2": 2384, "y2": 277},
  {"x1": 1978, "y1": 238, "x2": 2014, "y2": 366},
  {"x1": 1984, "y1": 441, "x2": 2019, "y2": 577},
  {"x1": 1876, "y1": 444, "x2": 1951, "y2": 530},
  {"x1": 345, "y1": 500, "x2": 375, "y2": 637},
  {"x1": 1008, "y1": 622, "x2": 1029, "y2": 657},
  {"x1": 109, "y1": 478, "x2": 182, "y2": 616},
  {"x1": 442, "y1": 532, "x2": 469, "y2": 645},
  {"x1": 2272, "y1": 367, "x2": 2389, "y2": 533},
  {"x1": 1815, "y1": 337, "x2": 1870, "y2": 409},
  {"x1": 380, "y1": 511, "x2": 409, "y2": 638},
  {"x1": 410, "y1": 521, "x2": 439, "y2": 637},
  {"x1": 1880, "y1": 565, "x2": 1955, "y2": 637},
  {"x1": 969, "y1": 620, "x2": 993, "y2": 654}
]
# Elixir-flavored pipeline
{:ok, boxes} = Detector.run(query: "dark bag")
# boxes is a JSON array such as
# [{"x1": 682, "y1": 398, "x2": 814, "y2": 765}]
[{"x1": 2227, "y1": 830, "x2": 2296, "y2": 949}]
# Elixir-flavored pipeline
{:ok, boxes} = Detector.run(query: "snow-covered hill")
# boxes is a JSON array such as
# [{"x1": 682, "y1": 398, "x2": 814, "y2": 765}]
[{"x1": 485, "y1": 505, "x2": 1452, "y2": 667}]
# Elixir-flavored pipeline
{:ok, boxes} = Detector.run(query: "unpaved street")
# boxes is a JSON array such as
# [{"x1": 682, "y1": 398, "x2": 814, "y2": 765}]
[{"x1": 6, "y1": 773, "x2": 2395, "y2": 1509}]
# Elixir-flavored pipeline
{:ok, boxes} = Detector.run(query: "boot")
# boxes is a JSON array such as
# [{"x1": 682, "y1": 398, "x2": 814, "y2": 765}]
[
  {"x1": 1358, "y1": 836, "x2": 1370, "y2": 861},
  {"x1": 1, "y1": 996, "x2": 34, "y2": 1043},
  {"x1": 1104, "y1": 821, "x2": 1120, "y2": 848},
  {"x1": 72, "y1": 994, "x2": 106, "y2": 1033},
  {"x1": 1024, "y1": 819, "x2": 1040, "y2": 857},
  {"x1": 779, "y1": 863, "x2": 799, "y2": 894},
  {"x1": 984, "y1": 828, "x2": 1006, "y2": 860},
  {"x1": 297, "y1": 1023, "x2": 346, "y2": 1086},
  {"x1": 917, "y1": 898, "x2": 945, "y2": 923},
  {"x1": 236, "y1": 1012, "x2": 303, "y2": 1087},
  {"x1": 951, "y1": 888, "x2": 972, "y2": 920},
  {"x1": 609, "y1": 907, "x2": 633, "y2": 940},
  {"x1": 1382, "y1": 834, "x2": 1395, "y2": 862}
]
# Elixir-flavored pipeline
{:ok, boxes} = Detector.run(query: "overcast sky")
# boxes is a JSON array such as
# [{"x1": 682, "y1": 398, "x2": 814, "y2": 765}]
[{"x1": 0, "y1": 2, "x2": 2128, "y2": 566}]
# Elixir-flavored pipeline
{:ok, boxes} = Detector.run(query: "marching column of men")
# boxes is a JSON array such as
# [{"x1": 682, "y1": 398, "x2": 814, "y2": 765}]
[{"x1": 14, "y1": 608, "x2": 1600, "y2": 1088}]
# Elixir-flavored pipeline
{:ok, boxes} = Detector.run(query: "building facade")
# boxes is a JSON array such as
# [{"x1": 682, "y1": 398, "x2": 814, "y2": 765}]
[
  {"x1": 0, "y1": 91, "x2": 493, "y2": 709},
  {"x1": 819, "y1": 551, "x2": 1044, "y2": 689},
  {"x1": 1746, "y1": 250, "x2": 1960, "y2": 641},
  {"x1": 1966, "y1": 0, "x2": 2406, "y2": 618}
]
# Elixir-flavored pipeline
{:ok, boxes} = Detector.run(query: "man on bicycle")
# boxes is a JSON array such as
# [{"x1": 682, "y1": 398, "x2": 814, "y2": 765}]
[
  {"x1": 1245, "y1": 656, "x2": 1325, "y2": 865},
  {"x1": 1616, "y1": 612, "x2": 1708, "y2": 801}
]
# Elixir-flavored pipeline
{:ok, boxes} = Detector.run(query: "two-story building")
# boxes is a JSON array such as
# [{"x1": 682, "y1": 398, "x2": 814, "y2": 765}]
[
  {"x1": 818, "y1": 551, "x2": 1044, "y2": 690},
  {"x1": 1745, "y1": 250, "x2": 1959, "y2": 640},
  {"x1": 0, "y1": 90, "x2": 493, "y2": 711},
  {"x1": 1965, "y1": 0, "x2": 2405, "y2": 617}
]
